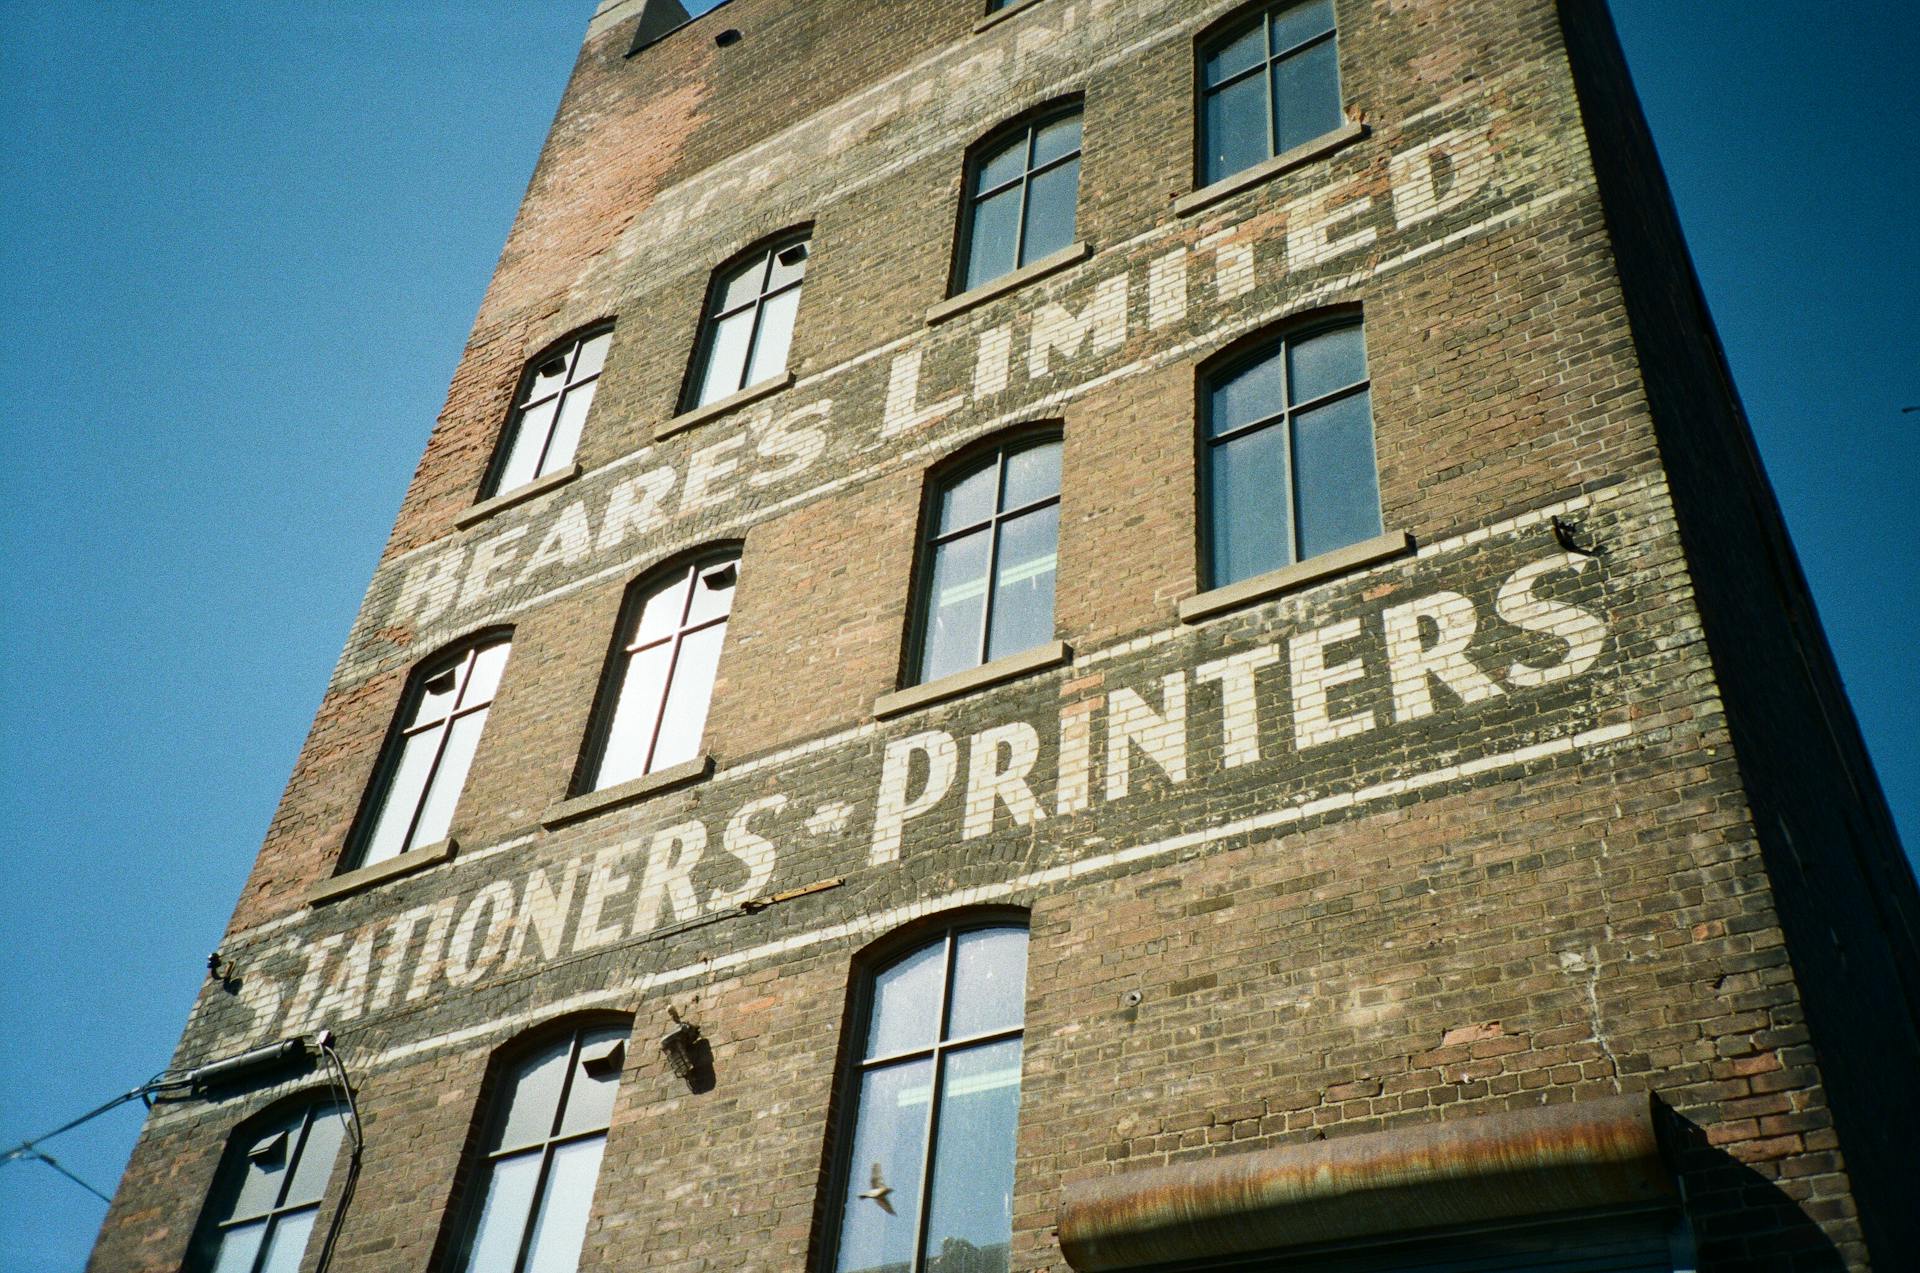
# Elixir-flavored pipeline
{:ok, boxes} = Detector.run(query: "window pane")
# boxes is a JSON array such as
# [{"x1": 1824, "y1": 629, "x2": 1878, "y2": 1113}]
[
  {"x1": 866, "y1": 940, "x2": 946, "y2": 1058},
  {"x1": 228, "y1": 1117, "x2": 299, "y2": 1221},
  {"x1": 766, "y1": 240, "x2": 809, "y2": 291},
  {"x1": 571, "y1": 331, "x2": 611, "y2": 383},
  {"x1": 684, "y1": 558, "x2": 739, "y2": 627},
  {"x1": 697, "y1": 307, "x2": 755, "y2": 406},
  {"x1": 495, "y1": 1037, "x2": 573, "y2": 1152},
  {"x1": 939, "y1": 462, "x2": 999, "y2": 534},
  {"x1": 1000, "y1": 441, "x2": 1060, "y2": 512},
  {"x1": 412, "y1": 661, "x2": 463, "y2": 727},
  {"x1": 1203, "y1": 18, "x2": 1264, "y2": 88},
  {"x1": 284, "y1": 1108, "x2": 347, "y2": 1207},
  {"x1": 596, "y1": 644, "x2": 673, "y2": 789},
  {"x1": 717, "y1": 254, "x2": 768, "y2": 314},
  {"x1": 946, "y1": 928, "x2": 1029, "y2": 1040},
  {"x1": 558, "y1": 1027, "x2": 629, "y2": 1138},
  {"x1": 523, "y1": 357, "x2": 568, "y2": 407},
  {"x1": 1031, "y1": 114, "x2": 1081, "y2": 167},
  {"x1": 496, "y1": 397, "x2": 557, "y2": 494},
  {"x1": 208, "y1": 1220, "x2": 267, "y2": 1273},
  {"x1": 1273, "y1": 35, "x2": 1342, "y2": 154},
  {"x1": 1287, "y1": 324, "x2": 1366, "y2": 405},
  {"x1": 652, "y1": 622, "x2": 725, "y2": 772},
  {"x1": 1020, "y1": 158, "x2": 1079, "y2": 266},
  {"x1": 964, "y1": 185, "x2": 1022, "y2": 291},
  {"x1": 1208, "y1": 347, "x2": 1287, "y2": 438},
  {"x1": 463, "y1": 642, "x2": 512, "y2": 708},
  {"x1": 1292, "y1": 390, "x2": 1381, "y2": 561},
  {"x1": 256, "y1": 1209, "x2": 317, "y2": 1273},
  {"x1": 541, "y1": 380, "x2": 595, "y2": 476},
  {"x1": 746, "y1": 285, "x2": 800, "y2": 387},
  {"x1": 919, "y1": 530, "x2": 991, "y2": 684},
  {"x1": 463, "y1": 1151, "x2": 542, "y2": 1273},
  {"x1": 361, "y1": 728, "x2": 440, "y2": 866},
  {"x1": 975, "y1": 134, "x2": 1027, "y2": 195},
  {"x1": 413, "y1": 708, "x2": 486, "y2": 847},
  {"x1": 1203, "y1": 73, "x2": 1269, "y2": 185},
  {"x1": 1209, "y1": 423, "x2": 1293, "y2": 586},
  {"x1": 1271, "y1": 0, "x2": 1336, "y2": 53},
  {"x1": 523, "y1": 1136, "x2": 606, "y2": 1273},
  {"x1": 833, "y1": 1058, "x2": 933, "y2": 1273},
  {"x1": 985, "y1": 504, "x2": 1058, "y2": 664},
  {"x1": 920, "y1": 1038, "x2": 1022, "y2": 1273},
  {"x1": 632, "y1": 571, "x2": 694, "y2": 647}
]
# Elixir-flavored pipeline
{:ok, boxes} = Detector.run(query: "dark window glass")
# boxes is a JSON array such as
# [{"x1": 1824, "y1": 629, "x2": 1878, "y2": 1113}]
[
  {"x1": 1203, "y1": 320, "x2": 1379, "y2": 587},
  {"x1": 687, "y1": 235, "x2": 809, "y2": 409},
  {"x1": 455, "y1": 1023, "x2": 629, "y2": 1273},
  {"x1": 355, "y1": 637, "x2": 511, "y2": 866},
  {"x1": 587, "y1": 554, "x2": 738, "y2": 789},
  {"x1": 959, "y1": 109, "x2": 1082, "y2": 293},
  {"x1": 488, "y1": 328, "x2": 612, "y2": 497},
  {"x1": 1199, "y1": 1, "x2": 1342, "y2": 185},
  {"x1": 913, "y1": 437, "x2": 1061, "y2": 685},
  {"x1": 187, "y1": 1102, "x2": 349, "y2": 1273},
  {"x1": 829, "y1": 923, "x2": 1029, "y2": 1273}
]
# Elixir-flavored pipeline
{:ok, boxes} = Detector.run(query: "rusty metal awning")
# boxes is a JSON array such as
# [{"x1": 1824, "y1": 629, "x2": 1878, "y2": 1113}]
[{"x1": 1057, "y1": 1094, "x2": 1675, "y2": 1270}]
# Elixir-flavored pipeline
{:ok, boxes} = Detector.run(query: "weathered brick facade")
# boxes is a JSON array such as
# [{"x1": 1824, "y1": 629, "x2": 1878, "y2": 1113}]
[{"x1": 92, "y1": 1, "x2": 1919, "y2": 1270}]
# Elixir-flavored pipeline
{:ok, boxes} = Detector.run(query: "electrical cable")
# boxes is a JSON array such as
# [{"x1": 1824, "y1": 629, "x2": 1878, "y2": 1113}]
[{"x1": 312, "y1": 1035, "x2": 365, "y2": 1273}]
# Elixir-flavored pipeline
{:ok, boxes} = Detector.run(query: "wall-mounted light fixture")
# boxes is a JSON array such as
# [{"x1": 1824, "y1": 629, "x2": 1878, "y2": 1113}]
[{"x1": 659, "y1": 1008, "x2": 708, "y2": 1090}]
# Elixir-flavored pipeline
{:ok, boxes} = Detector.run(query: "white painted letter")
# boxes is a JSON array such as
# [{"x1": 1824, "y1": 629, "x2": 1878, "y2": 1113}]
[
  {"x1": 681, "y1": 433, "x2": 748, "y2": 512},
  {"x1": 963, "y1": 722, "x2": 1046, "y2": 839},
  {"x1": 710, "y1": 795, "x2": 788, "y2": 910},
  {"x1": 1383, "y1": 591, "x2": 1504, "y2": 723},
  {"x1": 1027, "y1": 275, "x2": 1129, "y2": 380},
  {"x1": 460, "y1": 526, "x2": 528, "y2": 609},
  {"x1": 1287, "y1": 181, "x2": 1377, "y2": 272},
  {"x1": 870, "y1": 730, "x2": 959, "y2": 864},
  {"x1": 390, "y1": 547, "x2": 466, "y2": 626},
  {"x1": 1290, "y1": 618, "x2": 1376, "y2": 749},
  {"x1": 1106, "y1": 673, "x2": 1189, "y2": 801},
  {"x1": 1056, "y1": 698, "x2": 1100, "y2": 816},
  {"x1": 883, "y1": 349, "x2": 964, "y2": 437},
  {"x1": 445, "y1": 881, "x2": 516, "y2": 985},
  {"x1": 634, "y1": 821, "x2": 707, "y2": 934},
  {"x1": 574, "y1": 847, "x2": 634, "y2": 951},
  {"x1": 751, "y1": 401, "x2": 830, "y2": 486},
  {"x1": 1496, "y1": 554, "x2": 1607, "y2": 687},
  {"x1": 1390, "y1": 127, "x2": 1494, "y2": 229},
  {"x1": 507, "y1": 860, "x2": 582, "y2": 969},
  {"x1": 519, "y1": 502, "x2": 595, "y2": 580},
  {"x1": 1196, "y1": 645, "x2": 1281, "y2": 768},
  {"x1": 597, "y1": 466, "x2": 676, "y2": 553}
]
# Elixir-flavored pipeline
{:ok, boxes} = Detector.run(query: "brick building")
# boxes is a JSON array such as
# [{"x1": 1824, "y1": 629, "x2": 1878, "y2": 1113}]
[{"x1": 91, "y1": 0, "x2": 1919, "y2": 1270}]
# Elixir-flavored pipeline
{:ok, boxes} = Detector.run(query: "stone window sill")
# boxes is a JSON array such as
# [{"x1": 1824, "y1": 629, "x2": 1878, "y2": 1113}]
[
  {"x1": 874, "y1": 640, "x2": 1072, "y2": 719},
  {"x1": 1178, "y1": 530, "x2": 1415, "y2": 624},
  {"x1": 656, "y1": 373, "x2": 795, "y2": 441},
  {"x1": 308, "y1": 838, "x2": 457, "y2": 906},
  {"x1": 927, "y1": 242, "x2": 1092, "y2": 326},
  {"x1": 541, "y1": 754, "x2": 715, "y2": 829},
  {"x1": 973, "y1": 0, "x2": 1047, "y2": 34},
  {"x1": 1173, "y1": 122, "x2": 1369, "y2": 218},
  {"x1": 456, "y1": 464, "x2": 582, "y2": 529}
]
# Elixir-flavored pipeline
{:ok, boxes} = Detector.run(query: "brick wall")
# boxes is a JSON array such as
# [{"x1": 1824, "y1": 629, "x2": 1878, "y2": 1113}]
[{"x1": 92, "y1": 2, "x2": 1912, "y2": 1270}]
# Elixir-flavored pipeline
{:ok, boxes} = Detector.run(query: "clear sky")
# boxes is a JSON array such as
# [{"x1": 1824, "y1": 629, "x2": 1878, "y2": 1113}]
[{"x1": 1, "y1": 2, "x2": 1914, "y2": 1269}]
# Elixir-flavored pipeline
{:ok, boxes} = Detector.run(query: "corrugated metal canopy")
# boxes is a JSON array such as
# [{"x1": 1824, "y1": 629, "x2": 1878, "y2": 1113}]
[{"x1": 1057, "y1": 1095, "x2": 1676, "y2": 1271}]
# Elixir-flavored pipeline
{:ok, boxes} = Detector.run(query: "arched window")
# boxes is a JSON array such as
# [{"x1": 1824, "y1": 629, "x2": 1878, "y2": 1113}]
[
  {"x1": 910, "y1": 433, "x2": 1061, "y2": 686},
  {"x1": 955, "y1": 106, "x2": 1082, "y2": 293},
  {"x1": 1201, "y1": 317, "x2": 1379, "y2": 587},
  {"x1": 825, "y1": 919, "x2": 1029, "y2": 1273},
  {"x1": 684, "y1": 232, "x2": 809, "y2": 410},
  {"x1": 350, "y1": 634, "x2": 511, "y2": 867},
  {"x1": 583, "y1": 551, "x2": 738, "y2": 790},
  {"x1": 1198, "y1": 0, "x2": 1343, "y2": 185},
  {"x1": 450, "y1": 1020, "x2": 630, "y2": 1273},
  {"x1": 185, "y1": 1100, "x2": 349, "y2": 1273},
  {"x1": 485, "y1": 326, "x2": 613, "y2": 497}
]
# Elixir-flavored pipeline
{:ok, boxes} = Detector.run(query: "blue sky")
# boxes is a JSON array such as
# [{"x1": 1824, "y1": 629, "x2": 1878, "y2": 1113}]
[{"x1": 1, "y1": 2, "x2": 1914, "y2": 1268}]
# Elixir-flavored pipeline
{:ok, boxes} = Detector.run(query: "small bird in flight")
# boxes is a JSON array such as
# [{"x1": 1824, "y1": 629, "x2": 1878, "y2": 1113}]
[{"x1": 859, "y1": 1162, "x2": 896, "y2": 1214}]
